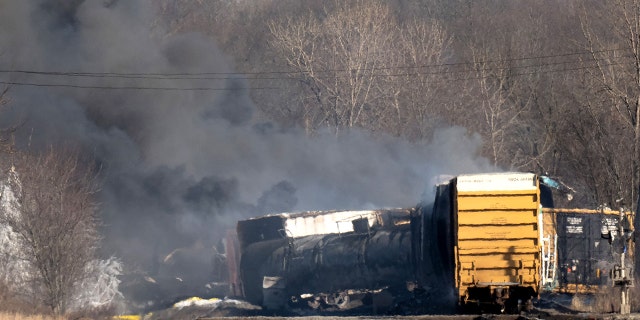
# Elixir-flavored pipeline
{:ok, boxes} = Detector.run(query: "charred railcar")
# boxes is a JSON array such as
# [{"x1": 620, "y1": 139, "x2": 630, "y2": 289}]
[{"x1": 236, "y1": 208, "x2": 457, "y2": 313}]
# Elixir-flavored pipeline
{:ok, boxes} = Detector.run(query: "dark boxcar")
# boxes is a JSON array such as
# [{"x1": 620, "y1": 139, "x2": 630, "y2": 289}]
[{"x1": 557, "y1": 212, "x2": 618, "y2": 290}]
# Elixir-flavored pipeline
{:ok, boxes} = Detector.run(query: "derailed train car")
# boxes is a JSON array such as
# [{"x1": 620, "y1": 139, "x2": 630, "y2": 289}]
[
  {"x1": 434, "y1": 172, "x2": 545, "y2": 312},
  {"x1": 236, "y1": 208, "x2": 456, "y2": 313},
  {"x1": 237, "y1": 173, "x2": 552, "y2": 313},
  {"x1": 236, "y1": 172, "x2": 553, "y2": 314}
]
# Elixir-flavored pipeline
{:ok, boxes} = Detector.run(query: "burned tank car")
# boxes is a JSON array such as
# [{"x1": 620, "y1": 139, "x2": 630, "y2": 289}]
[{"x1": 236, "y1": 208, "x2": 457, "y2": 314}]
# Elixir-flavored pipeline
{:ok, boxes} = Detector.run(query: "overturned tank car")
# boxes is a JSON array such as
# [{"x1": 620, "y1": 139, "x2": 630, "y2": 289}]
[{"x1": 236, "y1": 208, "x2": 457, "y2": 314}]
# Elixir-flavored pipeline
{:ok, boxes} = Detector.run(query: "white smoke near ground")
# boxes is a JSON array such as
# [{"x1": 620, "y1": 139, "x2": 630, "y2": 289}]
[
  {"x1": 0, "y1": 220, "x2": 125, "y2": 313},
  {"x1": 0, "y1": 167, "x2": 124, "y2": 312},
  {"x1": 69, "y1": 257, "x2": 125, "y2": 312},
  {"x1": 0, "y1": 223, "x2": 31, "y2": 300},
  {"x1": 0, "y1": 172, "x2": 32, "y2": 301},
  {"x1": 0, "y1": 0, "x2": 494, "y2": 309}
]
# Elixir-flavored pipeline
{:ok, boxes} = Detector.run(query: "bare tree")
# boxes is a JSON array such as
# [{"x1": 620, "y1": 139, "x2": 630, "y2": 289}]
[
  {"x1": 268, "y1": 1, "x2": 390, "y2": 134},
  {"x1": 466, "y1": 46, "x2": 528, "y2": 168},
  {"x1": 390, "y1": 18, "x2": 451, "y2": 140},
  {"x1": 572, "y1": 0, "x2": 640, "y2": 208},
  {"x1": 436, "y1": 1, "x2": 578, "y2": 176},
  {"x1": 0, "y1": 148, "x2": 100, "y2": 314},
  {"x1": 268, "y1": 0, "x2": 450, "y2": 137}
]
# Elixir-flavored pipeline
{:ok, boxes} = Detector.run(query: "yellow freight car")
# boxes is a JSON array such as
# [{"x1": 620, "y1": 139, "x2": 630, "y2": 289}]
[
  {"x1": 450, "y1": 172, "x2": 541, "y2": 312},
  {"x1": 445, "y1": 172, "x2": 633, "y2": 312}
]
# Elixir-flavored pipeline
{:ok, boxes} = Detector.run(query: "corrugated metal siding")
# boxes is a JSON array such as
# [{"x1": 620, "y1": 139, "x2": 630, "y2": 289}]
[{"x1": 454, "y1": 173, "x2": 541, "y2": 301}]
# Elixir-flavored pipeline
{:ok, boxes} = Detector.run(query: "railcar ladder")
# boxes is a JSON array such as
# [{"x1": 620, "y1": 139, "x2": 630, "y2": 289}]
[
  {"x1": 540, "y1": 234, "x2": 557, "y2": 290},
  {"x1": 539, "y1": 209, "x2": 557, "y2": 290}
]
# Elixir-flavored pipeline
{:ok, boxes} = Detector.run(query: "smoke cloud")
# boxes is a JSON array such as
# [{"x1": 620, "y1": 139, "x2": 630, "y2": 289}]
[{"x1": 0, "y1": 0, "x2": 493, "y2": 295}]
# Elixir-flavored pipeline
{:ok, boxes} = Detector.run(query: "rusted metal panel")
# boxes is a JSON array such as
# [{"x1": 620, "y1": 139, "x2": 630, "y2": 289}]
[
  {"x1": 224, "y1": 229, "x2": 243, "y2": 297},
  {"x1": 237, "y1": 215, "x2": 286, "y2": 250}
]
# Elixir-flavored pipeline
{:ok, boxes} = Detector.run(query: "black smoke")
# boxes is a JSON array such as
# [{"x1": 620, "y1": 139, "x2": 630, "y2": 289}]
[{"x1": 0, "y1": 0, "x2": 493, "y2": 305}]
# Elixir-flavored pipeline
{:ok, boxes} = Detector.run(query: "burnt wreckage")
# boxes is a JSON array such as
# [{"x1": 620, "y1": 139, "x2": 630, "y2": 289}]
[
  {"x1": 233, "y1": 172, "x2": 636, "y2": 314},
  {"x1": 236, "y1": 208, "x2": 452, "y2": 314}
]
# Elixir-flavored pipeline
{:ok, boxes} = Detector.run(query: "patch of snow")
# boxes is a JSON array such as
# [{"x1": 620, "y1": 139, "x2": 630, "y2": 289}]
[{"x1": 173, "y1": 296, "x2": 221, "y2": 308}]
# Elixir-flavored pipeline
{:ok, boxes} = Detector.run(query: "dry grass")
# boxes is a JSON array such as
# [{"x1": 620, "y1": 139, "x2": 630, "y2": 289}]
[
  {"x1": 0, "y1": 281, "x2": 116, "y2": 320},
  {"x1": 585, "y1": 285, "x2": 640, "y2": 313},
  {"x1": 0, "y1": 313, "x2": 66, "y2": 320},
  {"x1": 630, "y1": 285, "x2": 640, "y2": 312}
]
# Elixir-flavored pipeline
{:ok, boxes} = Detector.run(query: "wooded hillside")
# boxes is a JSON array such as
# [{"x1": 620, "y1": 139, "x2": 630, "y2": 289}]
[{"x1": 156, "y1": 0, "x2": 640, "y2": 209}]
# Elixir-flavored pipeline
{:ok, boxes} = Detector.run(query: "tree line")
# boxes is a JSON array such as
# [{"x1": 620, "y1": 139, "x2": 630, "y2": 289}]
[{"x1": 157, "y1": 0, "x2": 640, "y2": 210}]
